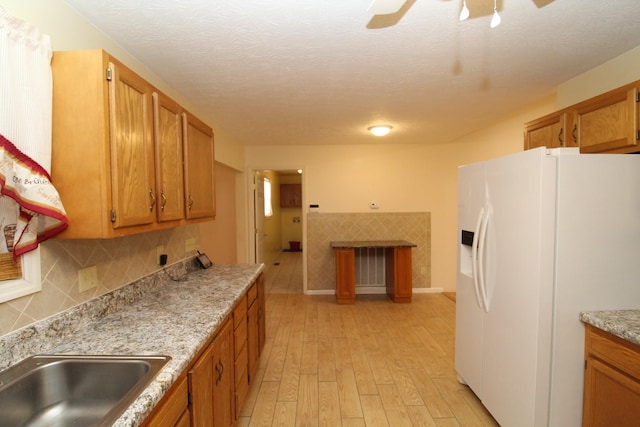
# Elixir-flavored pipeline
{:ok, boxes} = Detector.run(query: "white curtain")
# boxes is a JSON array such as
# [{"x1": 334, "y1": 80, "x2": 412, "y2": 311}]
[{"x1": 0, "y1": 6, "x2": 67, "y2": 257}]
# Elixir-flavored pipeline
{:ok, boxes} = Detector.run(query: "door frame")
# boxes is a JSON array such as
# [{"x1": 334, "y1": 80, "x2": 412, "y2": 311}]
[{"x1": 246, "y1": 166, "x2": 308, "y2": 294}]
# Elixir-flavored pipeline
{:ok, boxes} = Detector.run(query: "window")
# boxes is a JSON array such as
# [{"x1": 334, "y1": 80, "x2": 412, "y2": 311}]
[{"x1": 264, "y1": 178, "x2": 273, "y2": 217}]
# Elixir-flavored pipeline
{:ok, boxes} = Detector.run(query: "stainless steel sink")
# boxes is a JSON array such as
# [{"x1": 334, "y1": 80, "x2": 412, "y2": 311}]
[{"x1": 0, "y1": 354, "x2": 171, "y2": 427}]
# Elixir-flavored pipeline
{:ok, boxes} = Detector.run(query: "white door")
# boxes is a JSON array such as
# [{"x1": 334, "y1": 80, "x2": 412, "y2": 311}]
[
  {"x1": 253, "y1": 172, "x2": 265, "y2": 265},
  {"x1": 479, "y1": 148, "x2": 555, "y2": 427}
]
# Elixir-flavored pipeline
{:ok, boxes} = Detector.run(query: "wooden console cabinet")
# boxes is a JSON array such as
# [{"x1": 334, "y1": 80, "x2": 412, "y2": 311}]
[
  {"x1": 331, "y1": 241, "x2": 416, "y2": 304},
  {"x1": 583, "y1": 324, "x2": 640, "y2": 426}
]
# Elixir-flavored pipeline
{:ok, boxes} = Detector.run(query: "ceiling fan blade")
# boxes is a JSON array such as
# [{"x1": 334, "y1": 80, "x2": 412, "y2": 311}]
[{"x1": 367, "y1": 0, "x2": 406, "y2": 15}]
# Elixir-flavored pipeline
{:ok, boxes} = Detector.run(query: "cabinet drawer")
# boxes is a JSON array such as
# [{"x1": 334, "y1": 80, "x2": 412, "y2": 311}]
[
  {"x1": 234, "y1": 317, "x2": 247, "y2": 358},
  {"x1": 248, "y1": 282, "x2": 257, "y2": 305},
  {"x1": 233, "y1": 296, "x2": 247, "y2": 330},
  {"x1": 586, "y1": 324, "x2": 640, "y2": 379}
]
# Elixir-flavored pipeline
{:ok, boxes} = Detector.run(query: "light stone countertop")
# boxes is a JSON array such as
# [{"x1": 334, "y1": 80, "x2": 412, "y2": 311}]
[
  {"x1": 580, "y1": 310, "x2": 640, "y2": 346},
  {"x1": 330, "y1": 240, "x2": 417, "y2": 248},
  {"x1": 0, "y1": 260, "x2": 264, "y2": 427}
]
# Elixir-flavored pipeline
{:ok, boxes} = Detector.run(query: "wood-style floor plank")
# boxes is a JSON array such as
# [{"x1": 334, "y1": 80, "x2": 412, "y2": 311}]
[{"x1": 240, "y1": 251, "x2": 498, "y2": 427}]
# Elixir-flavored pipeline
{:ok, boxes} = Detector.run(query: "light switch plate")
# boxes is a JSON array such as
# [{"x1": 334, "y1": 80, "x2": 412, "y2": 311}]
[{"x1": 78, "y1": 265, "x2": 98, "y2": 292}]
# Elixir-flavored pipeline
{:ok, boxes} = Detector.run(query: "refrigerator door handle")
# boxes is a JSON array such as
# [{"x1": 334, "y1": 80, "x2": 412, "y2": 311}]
[
  {"x1": 477, "y1": 204, "x2": 491, "y2": 312},
  {"x1": 471, "y1": 207, "x2": 485, "y2": 310}
]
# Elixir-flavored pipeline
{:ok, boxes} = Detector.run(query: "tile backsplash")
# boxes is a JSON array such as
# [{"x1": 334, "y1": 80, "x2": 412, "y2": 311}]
[
  {"x1": 306, "y1": 212, "x2": 431, "y2": 291},
  {"x1": 0, "y1": 225, "x2": 199, "y2": 336}
]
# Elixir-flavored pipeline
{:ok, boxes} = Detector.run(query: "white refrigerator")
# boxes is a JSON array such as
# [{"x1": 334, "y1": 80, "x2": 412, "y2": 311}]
[{"x1": 455, "y1": 147, "x2": 640, "y2": 427}]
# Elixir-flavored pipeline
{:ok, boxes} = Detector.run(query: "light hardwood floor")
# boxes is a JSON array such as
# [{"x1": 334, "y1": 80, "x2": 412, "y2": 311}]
[{"x1": 237, "y1": 251, "x2": 498, "y2": 426}]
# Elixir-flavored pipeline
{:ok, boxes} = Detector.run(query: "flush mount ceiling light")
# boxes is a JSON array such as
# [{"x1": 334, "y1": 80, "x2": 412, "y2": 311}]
[{"x1": 368, "y1": 125, "x2": 393, "y2": 137}]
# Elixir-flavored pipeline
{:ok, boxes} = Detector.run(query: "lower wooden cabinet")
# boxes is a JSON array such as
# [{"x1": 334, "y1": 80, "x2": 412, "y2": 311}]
[
  {"x1": 583, "y1": 324, "x2": 640, "y2": 426},
  {"x1": 145, "y1": 273, "x2": 266, "y2": 427},
  {"x1": 334, "y1": 248, "x2": 356, "y2": 304},
  {"x1": 189, "y1": 319, "x2": 234, "y2": 427},
  {"x1": 141, "y1": 375, "x2": 190, "y2": 427}
]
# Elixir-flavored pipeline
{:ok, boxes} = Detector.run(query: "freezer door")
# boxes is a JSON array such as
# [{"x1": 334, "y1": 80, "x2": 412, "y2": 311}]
[{"x1": 455, "y1": 160, "x2": 487, "y2": 396}]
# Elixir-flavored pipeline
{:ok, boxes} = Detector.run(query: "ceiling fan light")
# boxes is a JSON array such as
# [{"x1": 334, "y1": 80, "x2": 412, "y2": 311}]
[
  {"x1": 490, "y1": 9, "x2": 501, "y2": 28},
  {"x1": 368, "y1": 125, "x2": 392, "y2": 136},
  {"x1": 459, "y1": 1, "x2": 469, "y2": 21}
]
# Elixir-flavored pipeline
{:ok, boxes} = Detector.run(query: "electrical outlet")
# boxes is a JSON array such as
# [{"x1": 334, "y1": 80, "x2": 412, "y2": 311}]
[
  {"x1": 185, "y1": 238, "x2": 197, "y2": 253},
  {"x1": 78, "y1": 265, "x2": 98, "y2": 292}
]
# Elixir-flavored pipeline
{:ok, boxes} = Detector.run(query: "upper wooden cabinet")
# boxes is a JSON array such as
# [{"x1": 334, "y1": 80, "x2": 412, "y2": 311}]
[
  {"x1": 524, "y1": 81, "x2": 640, "y2": 154},
  {"x1": 153, "y1": 92, "x2": 185, "y2": 223},
  {"x1": 51, "y1": 50, "x2": 215, "y2": 238},
  {"x1": 524, "y1": 110, "x2": 577, "y2": 150},
  {"x1": 280, "y1": 183, "x2": 301, "y2": 208},
  {"x1": 575, "y1": 85, "x2": 638, "y2": 153},
  {"x1": 183, "y1": 112, "x2": 216, "y2": 220}
]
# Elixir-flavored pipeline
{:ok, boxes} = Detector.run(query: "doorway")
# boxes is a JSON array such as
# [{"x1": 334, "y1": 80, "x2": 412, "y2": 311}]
[{"x1": 251, "y1": 169, "x2": 305, "y2": 293}]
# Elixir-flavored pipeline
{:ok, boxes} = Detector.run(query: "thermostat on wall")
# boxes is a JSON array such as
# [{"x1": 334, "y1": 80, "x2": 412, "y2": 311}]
[{"x1": 309, "y1": 204, "x2": 320, "y2": 213}]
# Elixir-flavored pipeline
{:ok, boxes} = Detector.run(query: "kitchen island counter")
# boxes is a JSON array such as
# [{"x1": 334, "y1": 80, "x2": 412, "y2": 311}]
[
  {"x1": 0, "y1": 261, "x2": 264, "y2": 427},
  {"x1": 580, "y1": 309, "x2": 640, "y2": 346}
]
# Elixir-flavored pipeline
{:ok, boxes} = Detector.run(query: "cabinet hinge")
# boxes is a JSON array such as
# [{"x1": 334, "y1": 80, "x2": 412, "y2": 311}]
[
  {"x1": 110, "y1": 209, "x2": 117, "y2": 222},
  {"x1": 105, "y1": 67, "x2": 113, "y2": 81},
  {"x1": 637, "y1": 130, "x2": 640, "y2": 141},
  {"x1": 636, "y1": 92, "x2": 640, "y2": 103}
]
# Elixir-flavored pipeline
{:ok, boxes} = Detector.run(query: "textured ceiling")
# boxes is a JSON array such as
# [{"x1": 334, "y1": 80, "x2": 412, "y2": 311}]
[{"x1": 62, "y1": 0, "x2": 640, "y2": 146}]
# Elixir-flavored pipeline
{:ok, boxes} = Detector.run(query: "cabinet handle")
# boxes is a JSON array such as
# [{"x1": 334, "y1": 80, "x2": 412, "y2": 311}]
[
  {"x1": 188, "y1": 193, "x2": 194, "y2": 210},
  {"x1": 160, "y1": 191, "x2": 167, "y2": 211},
  {"x1": 572, "y1": 124, "x2": 578, "y2": 144},
  {"x1": 558, "y1": 127, "x2": 564, "y2": 146},
  {"x1": 149, "y1": 189, "x2": 156, "y2": 212},
  {"x1": 214, "y1": 359, "x2": 221, "y2": 385}
]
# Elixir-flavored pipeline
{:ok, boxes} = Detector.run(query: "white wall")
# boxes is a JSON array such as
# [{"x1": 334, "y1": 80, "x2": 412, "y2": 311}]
[{"x1": 245, "y1": 95, "x2": 556, "y2": 291}]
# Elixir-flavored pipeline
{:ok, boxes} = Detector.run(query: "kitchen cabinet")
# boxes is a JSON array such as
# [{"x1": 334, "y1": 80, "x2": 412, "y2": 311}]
[
  {"x1": 257, "y1": 272, "x2": 266, "y2": 353},
  {"x1": 523, "y1": 110, "x2": 577, "y2": 150},
  {"x1": 524, "y1": 81, "x2": 640, "y2": 154},
  {"x1": 247, "y1": 281, "x2": 260, "y2": 380},
  {"x1": 141, "y1": 375, "x2": 190, "y2": 427},
  {"x1": 189, "y1": 318, "x2": 234, "y2": 427},
  {"x1": 583, "y1": 324, "x2": 640, "y2": 426},
  {"x1": 232, "y1": 295, "x2": 249, "y2": 416},
  {"x1": 51, "y1": 49, "x2": 215, "y2": 238},
  {"x1": 280, "y1": 183, "x2": 302, "y2": 208},
  {"x1": 153, "y1": 92, "x2": 185, "y2": 222},
  {"x1": 183, "y1": 112, "x2": 216, "y2": 220},
  {"x1": 575, "y1": 85, "x2": 638, "y2": 153}
]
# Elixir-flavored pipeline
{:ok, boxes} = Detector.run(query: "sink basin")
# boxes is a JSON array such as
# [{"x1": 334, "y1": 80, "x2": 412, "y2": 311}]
[{"x1": 0, "y1": 354, "x2": 171, "y2": 427}]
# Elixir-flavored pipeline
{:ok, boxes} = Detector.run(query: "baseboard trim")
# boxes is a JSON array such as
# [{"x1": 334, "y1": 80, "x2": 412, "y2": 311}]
[{"x1": 305, "y1": 287, "x2": 443, "y2": 296}]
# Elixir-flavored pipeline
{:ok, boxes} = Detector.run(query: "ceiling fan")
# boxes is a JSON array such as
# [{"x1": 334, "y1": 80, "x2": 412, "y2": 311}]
[
  {"x1": 367, "y1": 0, "x2": 555, "y2": 15},
  {"x1": 368, "y1": 0, "x2": 406, "y2": 15}
]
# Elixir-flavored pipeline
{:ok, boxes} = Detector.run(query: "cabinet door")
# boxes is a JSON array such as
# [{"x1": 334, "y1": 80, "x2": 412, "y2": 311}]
[
  {"x1": 523, "y1": 110, "x2": 578, "y2": 150},
  {"x1": 257, "y1": 273, "x2": 266, "y2": 354},
  {"x1": 182, "y1": 112, "x2": 216, "y2": 219},
  {"x1": 584, "y1": 357, "x2": 640, "y2": 427},
  {"x1": 188, "y1": 343, "x2": 215, "y2": 427},
  {"x1": 108, "y1": 60, "x2": 156, "y2": 228},
  {"x1": 247, "y1": 296, "x2": 259, "y2": 381},
  {"x1": 280, "y1": 184, "x2": 302, "y2": 208},
  {"x1": 153, "y1": 92, "x2": 184, "y2": 222},
  {"x1": 577, "y1": 86, "x2": 638, "y2": 153},
  {"x1": 212, "y1": 320, "x2": 234, "y2": 427}
]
